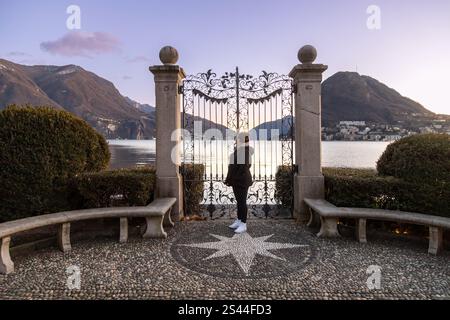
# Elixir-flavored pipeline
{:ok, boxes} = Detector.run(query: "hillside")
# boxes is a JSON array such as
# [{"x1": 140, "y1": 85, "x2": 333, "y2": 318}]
[
  {"x1": 1, "y1": 59, "x2": 438, "y2": 139},
  {"x1": 322, "y1": 72, "x2": 434, "y2": 126},
  {"x1": 124, "y1": 96, "x2": 156, "y2": 115},
  {"x1": 0, "y1": 59, "x2": 153, "y2": 139},
  {"x1": 0, "y1": 59, "x2": 62, "y2": 109}
]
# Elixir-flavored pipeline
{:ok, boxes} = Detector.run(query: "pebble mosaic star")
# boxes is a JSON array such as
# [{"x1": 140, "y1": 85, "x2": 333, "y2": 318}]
[{"x1": 180, "y1": 233, "x2": 308, "y2": 276}]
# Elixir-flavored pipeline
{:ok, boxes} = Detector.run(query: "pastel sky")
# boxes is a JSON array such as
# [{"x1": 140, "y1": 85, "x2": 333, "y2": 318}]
[{"x1": 1, "y1": 0, "x2": 449, "y2": 114}]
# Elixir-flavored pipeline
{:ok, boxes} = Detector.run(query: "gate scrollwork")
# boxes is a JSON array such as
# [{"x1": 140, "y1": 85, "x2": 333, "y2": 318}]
[{"x1": 181, "y1": 68, "x2": 294, "y2": 219}]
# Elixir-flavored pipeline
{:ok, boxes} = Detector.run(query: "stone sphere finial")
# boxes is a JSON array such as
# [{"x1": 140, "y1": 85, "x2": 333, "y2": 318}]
[
  {"x1": 298, "y1": 45, "x2": 317, "y2": 64},
  {"x1": 159, "y1": 46, "x2": 179, "y2": 65}
]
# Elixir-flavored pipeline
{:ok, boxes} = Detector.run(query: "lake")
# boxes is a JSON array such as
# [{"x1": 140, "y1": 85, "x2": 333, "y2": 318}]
[{"x1": 108, "y1": 140, "x2": 390, "y2": 170}]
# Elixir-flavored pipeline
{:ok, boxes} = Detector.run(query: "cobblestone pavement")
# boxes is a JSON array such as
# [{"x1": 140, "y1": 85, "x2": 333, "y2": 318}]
[{"x1": 1, "y1": 220, "x2": 449, "y2": 300}]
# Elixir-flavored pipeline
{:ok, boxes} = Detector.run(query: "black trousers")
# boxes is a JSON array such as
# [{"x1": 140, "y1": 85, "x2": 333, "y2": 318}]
[{"x1": 232, "y1": 186, "x2": 249, "y2": 223}]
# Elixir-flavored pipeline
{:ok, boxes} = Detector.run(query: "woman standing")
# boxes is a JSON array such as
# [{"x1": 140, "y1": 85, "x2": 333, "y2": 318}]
[{"x1": 225, "y1": 132, "x2": 254, "y2": 234}]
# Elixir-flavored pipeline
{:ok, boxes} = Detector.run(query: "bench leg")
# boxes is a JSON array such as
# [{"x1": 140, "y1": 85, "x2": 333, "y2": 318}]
[
  {"x1": 317, "y1": 217, "x2": 340, "y2": 238},
  {"x1": 58, "y1": 223, "x2": 71, "y2": 253},
  {"x1": 355, "y1": 219, "x2": 367, "y2": 243},
  {"x1": 163, "y1": 207, "x2": 174, "y2": 228},
  {"x1": 0, "y1": 237, "x2": 14, "y2": 275},
  {"x1": 143, "y1": 216, "x2": 167, "y2": 239},
  {"x1": 307, "y1": 207, "x2": 320, "y2": 228},
  {"x1": 120, "y1": 218, "x2": 128, "y2": 243},
  {"x1": 428, "y1": 226, "x2": 444, "y2": 255}
]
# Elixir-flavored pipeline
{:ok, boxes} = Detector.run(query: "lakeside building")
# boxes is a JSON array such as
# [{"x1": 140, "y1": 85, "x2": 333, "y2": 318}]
[{"x1": 322, "y1": 119, "x2": 450, "y2": 141}]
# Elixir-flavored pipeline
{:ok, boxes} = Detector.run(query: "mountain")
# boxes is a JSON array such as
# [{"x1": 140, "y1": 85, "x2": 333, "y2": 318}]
[
  {"x1": 124, "y1": 96, "x2": 156, "y2": 115},
  {"x1": 252, "y1": 72, "x2": 436, "y2": 137},
  {"x1": 253, "y1": 72, "x2": 435, "y2": 134},
  {"x1": 1, "y1": 59, "x2": 437, "y2": 139},
  {"x1": 253, "y1": 116, "x2": 293, "y2": 139},
  {"x1": 0, "y1": 59, "x2": 232, "y2": 140},
  {"x1": 0, "y1": 59, "x2": 154, "y2": 139},
  {"x1": 182, "y1": 113, "x2": 231, "y2": 138},
  {"x1": 0, "y1": 59, "x2": 62, "y2": 109},
  {"x1": 321, "y1": 72, "x2": 434, "y2": 126}
]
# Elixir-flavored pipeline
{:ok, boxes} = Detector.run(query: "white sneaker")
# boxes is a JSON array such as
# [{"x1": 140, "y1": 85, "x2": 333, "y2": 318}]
[
  {"x1": 229, "y1": 219, "x2": 241, "y2": 229},
  {"x1": 235, "y1": 223, "x2": 247, "y2": 234}
]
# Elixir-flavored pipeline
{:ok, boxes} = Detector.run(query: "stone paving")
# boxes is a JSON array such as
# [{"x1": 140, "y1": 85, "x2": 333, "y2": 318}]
[{"x1": 0, "y1": 220, "x2": 449, "y2": 300}]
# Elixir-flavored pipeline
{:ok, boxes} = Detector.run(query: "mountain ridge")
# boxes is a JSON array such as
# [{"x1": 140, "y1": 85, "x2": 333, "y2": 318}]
[
  {"x1": 0, "y1": 59, "x2": 438, "y2": 139},
  {"x1": 0, "y1": 59, "x2": 154, "y2": 139},
  {"x1": 321, "y1": 71, "x2": 434, "y2": 125}
]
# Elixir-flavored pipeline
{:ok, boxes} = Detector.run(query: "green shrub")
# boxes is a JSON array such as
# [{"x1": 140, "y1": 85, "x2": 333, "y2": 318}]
[
  {"x1": 377, "y1": 133, "x2": 450, "y2": 185},
  {"x1": 182, "y1": 164, "x2": 205, "y2": 216},
  {"x1": 72, "y1": 167, "x2": 156, "y2": 208},
  {"x1": 0, "y1": 106, "x2": 110, "y2": 221},
  {"x1": 324, "y1": 168, "x2": 450, "y2": 217},
  {"x1": 275, "y1": 165, "x2": 294, "y2": 208}
]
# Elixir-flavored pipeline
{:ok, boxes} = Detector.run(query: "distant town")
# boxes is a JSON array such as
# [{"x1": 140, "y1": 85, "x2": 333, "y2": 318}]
[{"x1": 322, "y1": 115, "x2": 450, "y2": 141}]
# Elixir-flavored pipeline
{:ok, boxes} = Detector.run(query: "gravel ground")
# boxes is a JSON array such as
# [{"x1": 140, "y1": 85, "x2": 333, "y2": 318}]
[{"x1": 0, "y1": 220, "x2": 449, "y2": 300}]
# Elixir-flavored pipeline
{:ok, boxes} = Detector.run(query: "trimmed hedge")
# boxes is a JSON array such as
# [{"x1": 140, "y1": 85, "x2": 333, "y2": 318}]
[
  {"x1": 182, "y1": 164, "x2": 205, "y2": 216},
  {"x1": 0, "y1": 106, "x2": 110, "y2": 222},
  {"x1": 275, "y1": 165, "x2": 294, "y2": 208},
  {"x1": 377, "y1": 133, "x2": 450, "y2": 185},
  {"x1": 273, "y1": 167, "x2": 450, "y2": 218},
  {"x1": 323, "y1": 168, "x2": 450, "y2": 218},
  {"x1": 72, "y1": 167, "x2": 156, "y2": 208}
]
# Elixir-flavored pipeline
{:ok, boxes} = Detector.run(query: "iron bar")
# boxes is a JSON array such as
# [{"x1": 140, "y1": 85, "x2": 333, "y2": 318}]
[{"x1": 180, "y1": 68, "x2": 294, "y2": 219}]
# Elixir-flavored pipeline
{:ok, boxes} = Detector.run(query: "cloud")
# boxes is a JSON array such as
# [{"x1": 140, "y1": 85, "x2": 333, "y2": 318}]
[
  {"x1": 122, "y1": 75, "x2": 132, "y2": 80},
  {"x1": 126, "y1": 55, "x2": 150, "y2": 63},
  {"x1": 40, "y1": 31, "x2": 120, "y2": 57}
]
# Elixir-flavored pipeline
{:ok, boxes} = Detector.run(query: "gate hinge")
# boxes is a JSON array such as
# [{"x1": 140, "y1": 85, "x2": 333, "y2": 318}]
[
  {"x1": 178, "y1": 85, "x2": 184, "y2": 95},
  {"x1": 292, "y1": 83, "x2": 298, "y2": 94}
]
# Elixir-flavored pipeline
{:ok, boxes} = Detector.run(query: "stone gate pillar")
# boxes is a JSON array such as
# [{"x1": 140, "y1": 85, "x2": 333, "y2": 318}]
[
  {"x1": 149, "y1": 46, "x2": 185, "y2": 219},
  {"x1": 289, "y1": 45, "x2": 328, "y2": 223}
]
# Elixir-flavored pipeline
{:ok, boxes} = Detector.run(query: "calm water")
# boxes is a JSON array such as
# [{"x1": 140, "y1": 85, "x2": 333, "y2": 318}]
[{"x1": 108, "y1": 140, "x2": 390, "y2": 170}]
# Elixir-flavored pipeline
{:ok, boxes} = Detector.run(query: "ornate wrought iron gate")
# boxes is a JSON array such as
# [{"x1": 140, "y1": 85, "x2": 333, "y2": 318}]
[{"x1": 180, "y1": 68, "x2": 294, "y2": 219}]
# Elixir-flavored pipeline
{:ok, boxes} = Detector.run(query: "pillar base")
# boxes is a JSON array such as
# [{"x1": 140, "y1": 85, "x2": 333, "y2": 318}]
[
  {"x1": 156, "y1": 176, "x2": 183, "y2": 221},
  {"x1": 294, "y1": 175, "x2": 325, "y2": 223}
]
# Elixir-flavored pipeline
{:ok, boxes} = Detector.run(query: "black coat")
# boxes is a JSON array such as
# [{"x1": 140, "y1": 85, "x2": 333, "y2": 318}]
[{"x1": 225, "y1": 146, "x2": 254, "y2": 188}]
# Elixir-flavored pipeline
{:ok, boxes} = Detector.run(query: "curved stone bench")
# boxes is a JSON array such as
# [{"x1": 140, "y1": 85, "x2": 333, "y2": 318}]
[
  {"x1": 304, "y1": 198, "x2": 450, "y2": 255},
  {"x1": 0, "y1": 197, "x2": 176, "y2": 275}
]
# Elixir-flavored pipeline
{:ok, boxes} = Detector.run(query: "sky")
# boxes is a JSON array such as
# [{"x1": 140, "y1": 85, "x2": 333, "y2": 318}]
[{"x1": 1, "y1": 0, "x2": 449, "y2": 115}]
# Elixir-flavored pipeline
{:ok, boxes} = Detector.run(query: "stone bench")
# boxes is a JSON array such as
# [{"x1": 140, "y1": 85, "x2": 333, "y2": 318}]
[
  {"x1": 304, "y1": 198, "x2": 450, "y2": 256},
  {"x1": 0, "y1": 197, "x2": 176, "y2": 275}
]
